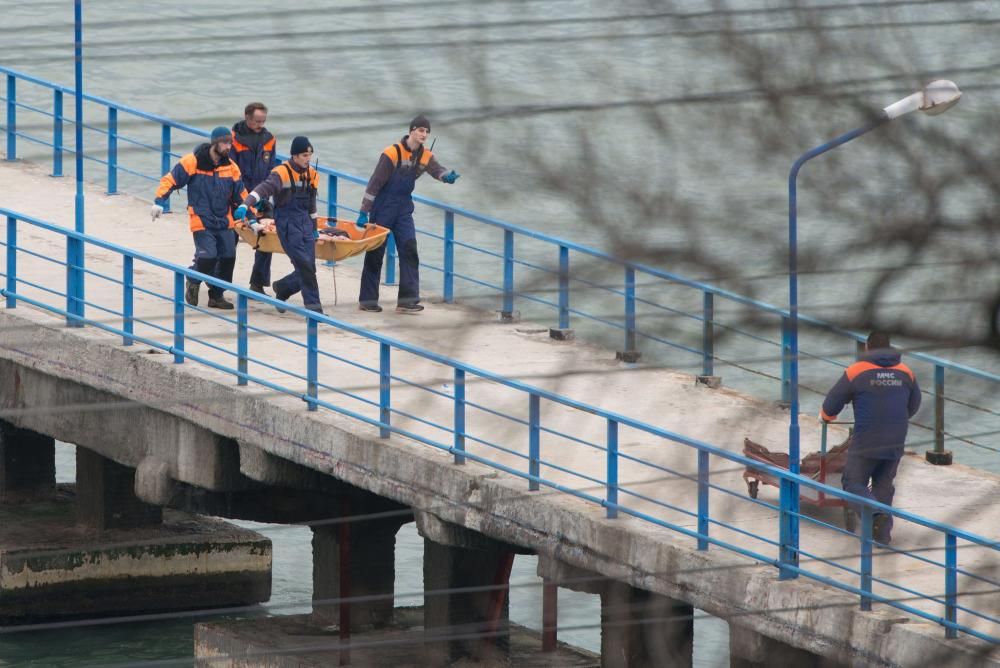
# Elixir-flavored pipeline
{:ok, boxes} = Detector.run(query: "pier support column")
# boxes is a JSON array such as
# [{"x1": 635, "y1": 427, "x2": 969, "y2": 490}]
[
  {"x1": 423, "y1": 538, "x2": 515, "y2": 665},
  {"x1": 729, "y1": 624, "x2": 835, "y2": 668},
  {"x1": 416, "y1": 512, "x2": 529, "y2": 664},
  {"x1": 601, "y1": 581, "x2": 693, "y2": 668},
  {"x1": 312, "y1": 512, "x2": 407, "y2": 630},
  {"x1": 538, "y1": 557, "x2": 693, "y2": 668},
  {"x1": 76, "y1": 446, "x2": 162, "y2": 530},
  {"x1": 0, "y1": 420, "x2": 55, "y2": 502}
]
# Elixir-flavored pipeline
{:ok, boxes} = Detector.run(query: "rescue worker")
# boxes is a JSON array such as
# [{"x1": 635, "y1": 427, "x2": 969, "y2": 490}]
[
  {"x1": 235, "y1": 136, "x2": 324, "y2": 313},
  {"x1": 231, "y1": 102, "x2": 277, "y2": 295},
  {"x1": 356, "y1": 115, "x2": 460, "y2": 314},
  {"x1": 821, "y1": 331, "x2": 921, "y2": 545},
  {"x1": 152, "y1": 126, "x2": 247, "y2": 309}
]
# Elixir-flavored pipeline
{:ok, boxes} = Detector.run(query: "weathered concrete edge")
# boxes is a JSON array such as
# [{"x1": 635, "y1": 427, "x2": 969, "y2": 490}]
[{"x1": 1, "y1": 311, "x2": 996, "y2": 667}]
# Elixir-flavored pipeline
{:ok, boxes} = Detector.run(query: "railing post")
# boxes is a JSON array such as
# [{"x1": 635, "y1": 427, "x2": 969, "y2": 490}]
[
  {"x1": 501, "y1": 229, "x2": 515, "y2": 319},
  {"x1": 4, "y1": 215, "x2": 15, "y2": 308},
  {"x1": 528, "y1": 393, "x2": 540, "y2": 491},
  {"x1": 453, "y1": 368, "x2": 465, "y2": 464},
  {"x1": 66, "y1": 233, "x2": 83, "y2": 327},
  {"x1": 781, "y1": 317, "x2": 792, "y2": 404},
  {"x1": 616, "y1": 267, "x2": 640, "y2": 362},
  {"x1": 5, "y1": 74, "x2": 15, "y2": 161},
  {"x1": 697, "y1": 449, "x2": 709, "y2": 550},
  {"x1": 173, "y1": 272, "x2": 184, "y2": 364},
  {"x1": 384, "y1": 233, "x2": 397, "y2": 286},
  {"x1": 306, "y1": 317, "x2": 318, "y2": 411},
  {"x1": 106, "y1": 106, "x2": 118, "y2": 194},
  {"x1": 160, "y1": 124, "x2": 171, "y2": 213},
  {"x1": 859, "y1": 505, "x2": 873, "y2": 610},
  {"x1": 379, "y1": 342, "x2": 391, "y2": 438},
  {"x1": 122, "y1": 256, "x2": 133, "y2": 345},
  {"x1": 443, "y1": 211, "x2": 455, "y2": 303},
  {"x1": 606, "y1": 418, "x2": 618, "y2": 519},
  {"x1": 326, "y1": 173, "x2": 337, "y2": 220},
  {"x1": 558, "y1": 245, "x2": 569, "y2": 330},
  {"x1": 237, "y1": 294, "x2": 248, "y2": 386},
  {"x1": 52, "y1": 89, "x2": 63, "y2": 176},
  {"x1": 702, "y1": 292, "x2": 714, "y2": 377},
  {"x1": 926, "y1": 364, "x2": 953, "y2": 465},
  {"x1": 778, "y1": 477, "x2": 799, "y2": 580},
  {"x1": 945, "y1": 532, "x2": 958, "y2": 639}
]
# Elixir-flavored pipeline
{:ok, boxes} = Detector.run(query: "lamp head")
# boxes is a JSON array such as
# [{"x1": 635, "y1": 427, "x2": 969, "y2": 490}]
[{"x1": 919, "y1": 80, "x2": 961, "y2": 116}]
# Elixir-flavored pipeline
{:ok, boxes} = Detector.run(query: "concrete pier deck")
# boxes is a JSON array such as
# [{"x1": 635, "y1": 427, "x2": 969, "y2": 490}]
[{"x1": 1, "y1": 156, "x2": 999, "y2": 665}]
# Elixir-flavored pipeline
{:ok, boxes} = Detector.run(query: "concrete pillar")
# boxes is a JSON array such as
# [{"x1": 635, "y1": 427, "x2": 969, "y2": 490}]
[
  {"x1": 538, "y1": 557, "x2": 694, "y2": 668},
  {"x1": 423, "y1": 538, "x2": 514, "y2": 665},
  {"x1": 729, "y1": 624, "x2": 836, "y2": 668},
  {"x1": 0, "y1": 420, "x2": 55, "y2": 502},
  {"x1": 76, "y1": 447, "x2": 162, "y2": 530},
  {"x1": 600, "y1": 581, "x2": 693, "y2": 668},
  {"x1": 312, "y1": 514, "x2": 404, "y2": 630}
]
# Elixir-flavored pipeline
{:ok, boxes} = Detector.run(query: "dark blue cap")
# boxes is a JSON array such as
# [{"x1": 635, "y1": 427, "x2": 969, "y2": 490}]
[
  {"x1": 210, "y1": 126, "x2": 231, "y2": 143},
  {"x1": 290, "y1": 136, "x2": 313, "y2": 155}
]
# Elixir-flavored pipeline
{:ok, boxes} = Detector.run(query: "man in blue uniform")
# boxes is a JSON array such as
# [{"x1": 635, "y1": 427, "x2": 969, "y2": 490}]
[
  {"x1": 821, "y1": 331, "x2": 921, "y2": 544},
  {"x1": 236, "y1": 136, "x2": 324, "y2": 313},
  {"x1": 230, "y1": 102, "x2": 277, "y2": 295},
  {"x1": 152, "y1": 126, "x2": 247, "y2": 309},
  {"x1": 356, "y1": 115, "x2": 460, "y2": 314}
]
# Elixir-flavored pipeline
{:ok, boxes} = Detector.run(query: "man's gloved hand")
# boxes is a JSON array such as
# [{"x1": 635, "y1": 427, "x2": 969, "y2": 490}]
[
  {"x1": 355, "y1": 211, "x2": 369, "y2": 230},
  {"x1": 249, "y1": 221, "x2": 266, "y2": 234},
  {"x1": 150, "y1": 203, "x2": 164, "y2": 220},
  {"x1": 441, "y1": 170, "x2": 460, "y2": 184},
  {"x1": 234, "y1": 204, "x2": 249, "y2": 220}
]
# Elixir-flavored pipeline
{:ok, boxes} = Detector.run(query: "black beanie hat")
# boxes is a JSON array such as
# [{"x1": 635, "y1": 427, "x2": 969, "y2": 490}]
[
  {"x1": 290, "y1": 136, "x2": 313, "y2": 155},
  {"x1": 409, "y1": 115, "x2": 431, "y2": 132}
]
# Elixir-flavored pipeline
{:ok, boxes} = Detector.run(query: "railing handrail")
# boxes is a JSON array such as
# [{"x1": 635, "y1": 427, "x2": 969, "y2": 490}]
[
  {"x1": 3, "y1": 204, "x2": 997, "y2": 553},
  {"x1": 3, "y1": 64, "x2": 994, "y2": 387}
]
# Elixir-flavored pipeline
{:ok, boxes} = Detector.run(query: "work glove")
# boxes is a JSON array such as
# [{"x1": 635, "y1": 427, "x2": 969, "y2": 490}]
[
  {"x1": 234, "y1": 204, "x2": 249, "y2": 221},
  {"x1": 441, "y1": 170, "x2": 460, "y2": 184},
  {"x1": 150, "y1": 203, "x2": 164, "y2": 220},
  {"x1": 249, "y1": 221, "x2": 266, "y2": 234},
  {"x1": 355, "y1": 211, "x2": 369, "y2": 230}
]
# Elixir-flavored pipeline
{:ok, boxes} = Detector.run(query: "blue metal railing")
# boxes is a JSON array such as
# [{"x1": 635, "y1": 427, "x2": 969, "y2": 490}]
[
  {"x1": 1, "y1": 205, "x2": 998, "y2": 644},
  {"x1": 1, "y1": 65, "x2": 998, "y2": 460}
]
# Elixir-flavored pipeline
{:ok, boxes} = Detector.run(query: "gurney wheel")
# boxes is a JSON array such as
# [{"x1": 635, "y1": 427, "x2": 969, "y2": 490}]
[
  {"x1": 746, "y1": 480, "x2": 759, "y2": 499},
  {"x1": 843, "y1": 507, "x2": 857, "y2": 534}
]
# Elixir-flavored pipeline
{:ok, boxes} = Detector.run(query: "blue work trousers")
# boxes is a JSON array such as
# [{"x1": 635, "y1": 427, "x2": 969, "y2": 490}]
[
  {"x1": 842, "y1": 452, "x2": 901, "y2": 543},
  {"x1": 273, "y1": 218, "x2": 321, "y2": 312},
  {"x1": 359, "y1": 212, "x2": 419, "y2": 306},
  {"x1": 191, "y1": 229, "x2": 236, "y2": 299}
]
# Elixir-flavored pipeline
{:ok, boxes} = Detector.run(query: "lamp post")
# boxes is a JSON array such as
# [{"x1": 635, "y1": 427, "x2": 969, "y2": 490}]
[{"x1": 780, "y1": 80, "x2": 961, "y2": 580}]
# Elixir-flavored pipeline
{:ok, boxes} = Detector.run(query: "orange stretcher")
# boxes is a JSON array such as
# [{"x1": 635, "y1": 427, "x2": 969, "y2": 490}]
[
  {"x1": 742, "y1": 422, "x2": 856, "y2": 531},
  {"x1": 236, "y1": 216, "x2": 389, "y2": 262}
]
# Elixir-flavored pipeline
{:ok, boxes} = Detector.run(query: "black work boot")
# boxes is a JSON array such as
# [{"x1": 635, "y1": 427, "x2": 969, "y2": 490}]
[
  {"x1": 207, "y1": 296, "x2": 234, "y2": 310},
  {"x1": 249, "y1": 284, "x2": 268, "y2": 296},
  {"x1": 185, "y1": 279, "x2": 199, "y2": 306}
]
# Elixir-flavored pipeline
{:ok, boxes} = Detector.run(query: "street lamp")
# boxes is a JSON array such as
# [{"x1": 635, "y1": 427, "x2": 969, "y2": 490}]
[{"x1": 780, "y1": 80, "x2": 962, "y2": 579}]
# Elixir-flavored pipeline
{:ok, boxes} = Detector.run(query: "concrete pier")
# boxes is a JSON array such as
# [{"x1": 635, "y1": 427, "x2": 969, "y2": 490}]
[
  {"x1": 0, "y1": 487, "x2": 272, "y2": 622},
  {"x1": 194, "y1": 608, "x2": 601, "y2": 667}
]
